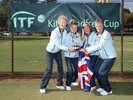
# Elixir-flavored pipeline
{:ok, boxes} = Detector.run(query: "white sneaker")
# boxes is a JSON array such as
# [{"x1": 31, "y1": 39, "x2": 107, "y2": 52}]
[
  {"x1": 109, "y1": 91, "x2": 112, "y2": 94},
  {"x1": 90, "y1": 86, "x2": 96, "y2": 92},
  {"x1": 56, "y1": 85, "x2": 65, "y2": 90},
  {"x1": 66, "y1": 86, "x2": 71, "y2": 91},
  {"x1": 100, "y1": 90, "x2": 112, "y2": 96},
  {"x1": 71, "y1": 82, "x2": 78, "y2": 86},
  {"x1": 40, "y1": 89, "x2": 46, "y2": 94},
  {"x1": 96, "y1": 88, "x2": 104, "y2": 93}
]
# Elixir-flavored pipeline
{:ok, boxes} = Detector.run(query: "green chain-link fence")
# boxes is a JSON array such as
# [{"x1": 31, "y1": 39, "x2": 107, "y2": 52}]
[{"x1": 0, "y1": 0, "x2": 132, "y2": 78}]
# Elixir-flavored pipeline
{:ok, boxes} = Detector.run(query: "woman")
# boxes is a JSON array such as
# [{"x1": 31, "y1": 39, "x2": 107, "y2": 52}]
[
  {"x1": 63, "y1": 20, "x2": 83, "y2": 90},
  {"x1": 80, "y1": 18, "x2": 117, "y2": 96},
  {"x1": 40, "y1": 15, "x2": 73, "y2": 94},
  {"x1": 82, "y1": 22, "x2": 99, "y2": 92}
]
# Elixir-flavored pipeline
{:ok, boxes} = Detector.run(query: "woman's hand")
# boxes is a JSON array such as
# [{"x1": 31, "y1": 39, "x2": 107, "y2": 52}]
[
  {"x1": 81, "y1": 28, "x2": 85, "y2": 41},
  {"x1": 68, "y1": 47, "x2": 74, "y2": 52},
  {"x1": 80, "y1": 48, "x2": 87, "y2": 53}
]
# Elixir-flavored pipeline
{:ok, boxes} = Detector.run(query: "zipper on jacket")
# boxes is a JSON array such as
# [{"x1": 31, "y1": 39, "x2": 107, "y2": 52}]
[
  {"x1": 103, "y1": 48, "x2": 108, "y2": 57},
  {"x1": 51, "y1": 45, "x2": 56, "y2": 51},
  {"x1": 69, "y1": 52, "x2": 71, "y2": 56}
]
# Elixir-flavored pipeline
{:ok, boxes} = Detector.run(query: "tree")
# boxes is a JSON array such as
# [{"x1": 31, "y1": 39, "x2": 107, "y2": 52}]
[
  {"x1": 123, "y1": 8, "x2": 133, "y2": 29},
  {"x1": 0, "y1": 1, "x2": 8, "y2": 31},
  {"x1": 124, "y1": 8, "x2": 130, "y2": 14},
  {"x1": 127, "y1": 13, "x2": 133, "y2": 28}
]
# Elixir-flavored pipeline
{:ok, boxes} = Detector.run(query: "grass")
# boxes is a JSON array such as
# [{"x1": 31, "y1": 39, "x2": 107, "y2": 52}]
[
  {"x1": 0, "y1": 35, "x2": 133, "y2": 100},
  {"x1": 0, "y1": 79, "x2": 133, "y2": 100},
  {"x1": 0, "y1": 35, "x2": 132, "y2": 73}
]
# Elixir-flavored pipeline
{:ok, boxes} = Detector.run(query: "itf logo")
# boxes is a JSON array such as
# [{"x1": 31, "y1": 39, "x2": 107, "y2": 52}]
[{"x1": 11, "y1": 11, "x2": 45, "y2": 28}]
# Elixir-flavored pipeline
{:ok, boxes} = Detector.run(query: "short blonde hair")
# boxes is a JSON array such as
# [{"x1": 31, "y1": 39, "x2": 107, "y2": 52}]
[
  {"x1": 70, "y1": 19, "x2": 78, "y2": 26},
  {"x1": 83, "y1": 22, "x2": 90, "y2": 28},
  {"x1": 95, "y1": 18, "x2": 103, "y2": 25},
  {"x1": 57, "y1": 15, "x2": 68, "y2": 24}
]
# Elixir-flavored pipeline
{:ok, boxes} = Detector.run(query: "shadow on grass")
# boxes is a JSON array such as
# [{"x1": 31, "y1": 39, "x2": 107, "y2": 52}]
[
  {"x1": 45, "y1": 86, "x2": 80, "y2": 94},
  {"x1": 93, "y1": 82, "x2": 133, "y2": 96},
  {"x1": 45, "y1": 82, "x2": 133, "y2": 95},
  {"x1": 111, "y1": 82, "x2": 133, "y2": 95}
]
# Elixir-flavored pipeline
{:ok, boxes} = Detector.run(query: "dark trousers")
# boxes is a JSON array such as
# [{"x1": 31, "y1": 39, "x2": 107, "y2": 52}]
[
  {"x1": 65, "y1": 57, "x2": 78, "y2": 86},
  {"x1": 94, "y1": 57, "x2": 116, "y2": 92},
  {"x1": 90, "y1": 55, "x2": 99, "y2": 87},
  {"x1": 40, "y1": 50, "x2": 63, "y2": 89}
]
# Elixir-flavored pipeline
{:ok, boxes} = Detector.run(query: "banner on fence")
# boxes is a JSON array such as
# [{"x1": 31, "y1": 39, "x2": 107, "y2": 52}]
[{"x1": 8, "y1": 3, "x2": 121, "y2": 33}]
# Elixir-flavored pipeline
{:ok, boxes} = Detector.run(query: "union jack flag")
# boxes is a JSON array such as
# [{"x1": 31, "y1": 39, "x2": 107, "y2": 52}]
[{"x1": 78, "y1": 52, "x2": 93, "y2": 92}]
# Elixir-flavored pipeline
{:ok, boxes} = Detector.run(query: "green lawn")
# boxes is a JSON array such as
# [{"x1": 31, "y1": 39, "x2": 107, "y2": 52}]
[
  {"x1": 0, "y1": 35, "x2": 132, "y2": 73},
  {"x1": 0, "y1": 79, "x2": 133, "y2": 100}
]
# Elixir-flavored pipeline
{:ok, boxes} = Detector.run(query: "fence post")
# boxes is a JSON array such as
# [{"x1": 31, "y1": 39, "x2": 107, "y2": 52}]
[
  {"x1": 120, "y1": 0, "x2": 124, "y2": 77},
  {"x1": 11, "y1": 32, "x2": 14, "y2": 79}
]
